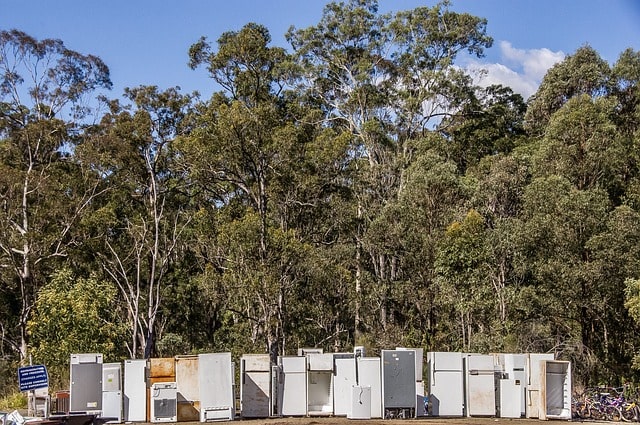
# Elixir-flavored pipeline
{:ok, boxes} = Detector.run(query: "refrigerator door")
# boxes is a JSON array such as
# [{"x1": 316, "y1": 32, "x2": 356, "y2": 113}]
[
  {"x1": 503, "y1": 354, "x2": 527, "y2": 416},
  {"x1": 333, "y1": 357, "x2": 356, "y2": 416},
  {"x1": 199, "y1": 352, "x2": 235, "y2": 422},
  {"x1": 382, "y1": 350, "x2": 416, "y2": 411},
  {"x1": 526, "y1": 353, "x2": 555, "y2": 418},
  {"x1": 427, "y1": 352, "x2": 463, "y2": 417},
  {"x1": 123, "y1": 359, "x2": 147, "y2": 422},
  {"x1": 465, "y1": 354, "x2": 495, "y2": 417},
  {"x1": 357, "y1": 357, "x2": 382, "y2": 419},
  {"x1": 175, "y1": 355, "x2": 199, "y2": 422},
  {"x1": 278, "y1": 356, "x2": 307, "y2": 416},
  {"x1": 70, "y1": 354, "x2": 103, "y2": 413}
]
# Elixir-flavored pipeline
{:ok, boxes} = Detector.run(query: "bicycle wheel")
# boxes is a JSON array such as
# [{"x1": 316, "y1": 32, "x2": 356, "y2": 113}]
[
  {"x1": 621, "y1": 403, "x2": 636, "y2": 422},
  {"x1": 607, "y1": 405, "x2": 623, "y2": 422}
]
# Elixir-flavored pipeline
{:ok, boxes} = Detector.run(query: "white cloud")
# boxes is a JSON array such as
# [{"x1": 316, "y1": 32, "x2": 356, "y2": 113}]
[{"x1": 465, "y1": 41, "x2": 565, "y2": 100}]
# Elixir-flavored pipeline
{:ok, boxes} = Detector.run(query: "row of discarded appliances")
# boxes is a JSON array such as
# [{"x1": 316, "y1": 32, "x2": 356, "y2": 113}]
[{"x1": 57, "y1": 348, "x2": 572, "y2": 422}]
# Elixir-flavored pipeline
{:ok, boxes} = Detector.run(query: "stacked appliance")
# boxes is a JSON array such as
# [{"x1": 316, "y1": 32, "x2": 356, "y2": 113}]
[
  {"x1": 102, "y1": 362, "x2": 122, "y2": 423},
  {"x1": 356, "y1": 356, "x2": 382, "y2": 419},
  {"x1": 150, "y1": 382, "x2": 177, "y2": 423}
]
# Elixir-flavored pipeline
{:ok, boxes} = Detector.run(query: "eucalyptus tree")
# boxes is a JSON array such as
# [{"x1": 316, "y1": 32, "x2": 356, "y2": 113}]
[
  {"x1": 185, "y1": 23, "x2": 349, "y2": 359},
  {"x1": 0, "y1": 30, "x2": 111, "y2": 361},
  {"x1": 286, "y1": 0, "x2": 492, "y2": 339},
  {"x1": 85, "y1": 86, "x2": 196, "y2": 358}
]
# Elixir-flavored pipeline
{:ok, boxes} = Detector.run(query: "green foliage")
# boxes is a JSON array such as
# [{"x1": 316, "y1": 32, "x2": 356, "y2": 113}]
[{"x1": 27, "y1": 268, "x2": 128, "y2": 385}]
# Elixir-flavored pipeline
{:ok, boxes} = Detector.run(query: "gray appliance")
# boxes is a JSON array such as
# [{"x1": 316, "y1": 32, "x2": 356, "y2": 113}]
[
  {"x1": 381, "y1": 349, "x2": 416, "y2": 418},
  {"x1": 150, "y1": 382, "x2": 177, "y2": 423},
  {"x1": 332, "y1": 354, "x2": 355, "y2": 416},
  {"x1": 198, "y1": 352, "x2": 235, "y2": 421},
  {"x1": 464, "y1": 354, "x2": 495, "y2": 417},
  {"x1": 123, "y1": 359, "x2": 146, "y2": 422},
  {"x1": 240, "y1": 354, "x2": 271, "y2": 418},
  {"x1": 277, "y1": 356, "x2": 307, "y2": 416},
  {"x1": 101, "y1": 362, "x2": 122, "y2": 423},
  {"x1": 306, "y1": 353, "x2": 334, "y2": 416},
  {"x1": 427, "y1": 351, "x2": 464, "y2": 417},
  {"x1": 526, "y1": 353, "x2": 555, "y2": 418},
  {"x1": 70, "y1": 353, "x2": 103, "y2": 413},
  {"x1": 357, "y1": 357, "x2": 382, "y2": 418}
]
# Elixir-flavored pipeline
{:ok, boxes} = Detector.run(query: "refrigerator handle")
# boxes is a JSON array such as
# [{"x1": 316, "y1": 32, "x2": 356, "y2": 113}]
[{"x1": 241, "y1": 360, "x2": 245, "y2": 384}]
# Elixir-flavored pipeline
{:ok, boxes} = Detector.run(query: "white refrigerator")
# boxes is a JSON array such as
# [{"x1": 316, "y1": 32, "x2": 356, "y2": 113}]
[
  {"x1": 199, "y1": 352, "x2": 235, "y2": 421},
  {"x1": 526, "y1": 353, "x2": 555, "y2": 418},
  {"x1": 357, "y1": 357, "x2": 382, "y2": 418},
  {"x1": 240, "y1": 354, "x2": 271, "y2": 418},
  {"x1": 277, "y1": 356, "x2": 307, "y2": 416},
  {"x1": 333, "y1": 354, "x2": 356, "y2": 416},
  {"x1": 306, "y1": 353, "x2": 334, "y2": 415},
  {"x1": 123, "y1": 359, "x2": 146, "y2": 422},
  {"x1": 427, "y1": 351, "x2": 464, "y2": 417},
  {"x1": 503, "y1": 353, "x2": 527, "y2": 416},
  {"x1": 464, "y1": 354, "x2": 495, "y2": 417},
  {"x1": 102, "y1": 362, "x2": 122, "y2": 423}
]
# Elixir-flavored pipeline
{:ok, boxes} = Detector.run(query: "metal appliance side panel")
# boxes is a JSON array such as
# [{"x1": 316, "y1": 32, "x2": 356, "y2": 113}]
[
  {"x1": 333, "y1": 357, "x2": 356, "y2": 416},
  {"x1": 464, "y1": 355, "x2": 495, "y2": 416},
  {"x1": 241, "y1": 370, "x2": 271, "y2": 418},
  {"x1": 123, "y1": 359, "x2": 147, "y2": 422},
  {"x1": 396, "y1": 347, "x2": 424, "y2": 382},
  {"x1": 381, "y1": 350, "x2": 416, "y2": 410},
  {"x1": 357, "y1": 357, "x2": 382, "y2": 419},
  {"x1": 198, "y1": 353, "x2": 234, "y2": 411},
  {"x1": 70, "y1": 362, "x2": 103, "y2": 412}
]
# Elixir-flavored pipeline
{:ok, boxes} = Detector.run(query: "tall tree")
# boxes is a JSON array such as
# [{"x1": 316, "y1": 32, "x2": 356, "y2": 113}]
[
  {"x1": 86, "y1": 86, "x2": 195, "y2": 358},
  {"x1": 0, "y1": 30, "x2": 111, "y2": 361},
  {"x1": 286, "y1": 0, "x2": 492, "y2": 340}
]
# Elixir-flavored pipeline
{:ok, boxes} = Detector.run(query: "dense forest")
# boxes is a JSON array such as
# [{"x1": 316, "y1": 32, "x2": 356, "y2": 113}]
[{"x1": 1, "y1": 0, "x2": 640, "y2": 393}]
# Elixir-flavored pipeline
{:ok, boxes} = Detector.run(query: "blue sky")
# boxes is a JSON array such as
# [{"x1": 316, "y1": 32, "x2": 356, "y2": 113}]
[{"x1": 2, "y1": 1, "x2": 639, "y2": 101}]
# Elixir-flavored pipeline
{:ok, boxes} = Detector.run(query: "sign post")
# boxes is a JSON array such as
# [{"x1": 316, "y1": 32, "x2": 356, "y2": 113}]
[{"x1": 18, "y1": 365, "x2": 49, "y2": 417}]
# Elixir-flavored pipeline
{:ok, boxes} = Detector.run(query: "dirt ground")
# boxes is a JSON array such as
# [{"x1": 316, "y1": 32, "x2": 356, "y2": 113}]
[{"x1": 158, "y1": 417, "x2": 603, "y2": 425}]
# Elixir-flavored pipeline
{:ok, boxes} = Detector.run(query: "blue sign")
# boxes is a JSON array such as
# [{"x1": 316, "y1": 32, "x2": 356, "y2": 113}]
[{"x1": 18, "y1": 365, "x2": 48, "y2": 392}]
